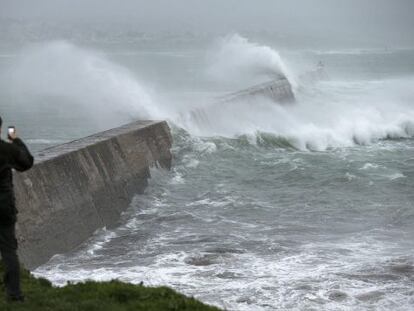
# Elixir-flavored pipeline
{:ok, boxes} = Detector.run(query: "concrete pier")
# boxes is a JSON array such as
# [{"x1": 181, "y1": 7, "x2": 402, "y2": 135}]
[
  {"x1": 184, "y1": 77, "x2": 295, "y2": 131},
  {"x1": 217, "y1": 77, "x2": 295, "y2": 104},
  {"x1": 13, "y1": 120, "x2": 172, "y2": 269}
]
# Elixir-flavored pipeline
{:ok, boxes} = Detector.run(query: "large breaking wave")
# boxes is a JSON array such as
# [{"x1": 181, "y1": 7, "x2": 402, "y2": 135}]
[{"x1": 6, "y1": 37, "x2": 414, "y2": 151}]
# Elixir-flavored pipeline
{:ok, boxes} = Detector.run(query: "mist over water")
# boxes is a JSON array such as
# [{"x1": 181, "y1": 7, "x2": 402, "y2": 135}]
[{"x1": 1, "y1": 18, "x2": 414, "y2": 310}]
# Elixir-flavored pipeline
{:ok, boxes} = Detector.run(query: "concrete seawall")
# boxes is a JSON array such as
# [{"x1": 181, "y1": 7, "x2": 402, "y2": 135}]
[
  {"x1": 186, "y1": 78, "x2": 295, "y2": 131},
  {"x1": 218, "y1": 78, "x2": 295, "y2": 104},
  {"x1": 13, "y1": 120, "x2": 172, "y2": 269}
]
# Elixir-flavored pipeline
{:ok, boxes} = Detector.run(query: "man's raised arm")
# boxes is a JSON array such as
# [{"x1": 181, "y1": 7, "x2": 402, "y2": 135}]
[{"x1": 9, "y1": 138, "x2": 34, "y2": 172}]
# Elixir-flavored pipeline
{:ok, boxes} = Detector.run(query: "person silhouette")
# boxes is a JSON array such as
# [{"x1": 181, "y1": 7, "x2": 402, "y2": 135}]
[{"x1": 0, "y1": 117, "x2": 34, "y2": 302}]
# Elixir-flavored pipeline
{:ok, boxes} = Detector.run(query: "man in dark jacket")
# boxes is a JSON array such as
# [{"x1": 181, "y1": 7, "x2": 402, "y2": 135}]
[{"x1": 0, "y1": 116, "x2": 34, "y2": 301}]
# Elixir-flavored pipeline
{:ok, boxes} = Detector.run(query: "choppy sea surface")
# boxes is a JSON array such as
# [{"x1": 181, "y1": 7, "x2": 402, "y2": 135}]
[{"x1": 1, "y1": 34, "x2": 414, "y2": 310}]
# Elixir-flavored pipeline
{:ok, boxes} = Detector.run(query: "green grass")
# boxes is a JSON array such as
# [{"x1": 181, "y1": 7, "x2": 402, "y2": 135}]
[{"x1": 0, "y1": 263, "x2": 223, "y2": 311}]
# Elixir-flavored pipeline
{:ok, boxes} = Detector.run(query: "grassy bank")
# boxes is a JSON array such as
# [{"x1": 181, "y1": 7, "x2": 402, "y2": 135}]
[{"x1": 0, "y1": 264, "x2": 222, "y2": 311}]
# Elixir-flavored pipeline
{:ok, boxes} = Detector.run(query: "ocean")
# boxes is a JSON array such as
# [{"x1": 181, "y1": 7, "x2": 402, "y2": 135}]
[{"x1": 1, "y1": 34, "x2": 414, "y2": 310}]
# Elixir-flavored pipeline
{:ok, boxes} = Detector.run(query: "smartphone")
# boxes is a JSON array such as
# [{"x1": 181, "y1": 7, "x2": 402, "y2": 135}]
[{"x1": 7, "y1": 126, "x2": 15, "y2": 137}]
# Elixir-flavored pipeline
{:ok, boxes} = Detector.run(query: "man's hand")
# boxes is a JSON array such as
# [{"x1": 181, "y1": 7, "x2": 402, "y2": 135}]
[{"x1": 8, "y1": 129, "x2": 17, "y2": 141}]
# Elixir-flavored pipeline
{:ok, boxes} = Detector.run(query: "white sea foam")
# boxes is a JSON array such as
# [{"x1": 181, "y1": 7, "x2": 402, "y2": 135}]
[
  {"x1": 360, "y1": 163, "x2": 380, "y2": 170},
  {"x1": 386, "y1": 172, "x2": 406, "y2": 180},
  {"x1": 85, "y1": 228, "x2": 118, "y2": 256},
  {"x1": 345, "y1": 172, "x2": 357, "y2": 181},
  {"x1": 182, "y1": 157, "x2": 200, "y2": 168},
  {"x1": 33, "y1": 232, "x2": 414, "y2": 311},
  {"x1": 193, "y1": 140, "x2": 217, "y2": 154},
  {"x1": 170, "y1": 171, "x2": 185, "y2": 184},
  {"x1": 178, "y1": 37, "x2": 414, "y2": 151},
  {"x1": 179, "y1": 78, "x2": 414, "y2": 151}
]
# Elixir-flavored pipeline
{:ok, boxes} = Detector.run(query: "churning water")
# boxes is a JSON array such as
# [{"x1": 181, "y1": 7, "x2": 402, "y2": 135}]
[{"x1": 1, "y1": 34, "x2": 414, "y2": 310}]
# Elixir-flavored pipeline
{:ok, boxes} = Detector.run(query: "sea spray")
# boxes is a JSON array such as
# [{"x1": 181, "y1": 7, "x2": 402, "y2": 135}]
[
  {"x1": 178, "y1": 78, "x2": 414, "y2": 150},
  {"x1": 8, "y1": 41, "x2": 161, "y2": 129},
  {"x1": 7, "y1": 40, "x2": 414, "y2": 152},
  {"x1": 205, "y1": 34, "x2": 297, "y2": 90}
]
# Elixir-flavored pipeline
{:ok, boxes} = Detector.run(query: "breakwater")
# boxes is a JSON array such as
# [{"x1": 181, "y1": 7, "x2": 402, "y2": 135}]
[
  {"x1": 186, "y1": 77, "x2": 295, "y2": 130},
  {"x1": 13, "y1": 120, "x2": 172, "y2": 269},
  {"x1": 217, "y1": 77, "x2": 295, "y2": 104}
]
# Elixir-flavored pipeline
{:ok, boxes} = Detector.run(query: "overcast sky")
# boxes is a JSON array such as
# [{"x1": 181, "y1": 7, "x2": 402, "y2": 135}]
[{"x1": 1, "y1": 0, "x2": 414, "y2": 46}]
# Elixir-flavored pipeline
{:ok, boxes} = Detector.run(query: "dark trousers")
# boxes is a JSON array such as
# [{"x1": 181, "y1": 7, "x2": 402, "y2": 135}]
[{"x1": 0, "y1": 224, "x2": 21, "y2": 298}]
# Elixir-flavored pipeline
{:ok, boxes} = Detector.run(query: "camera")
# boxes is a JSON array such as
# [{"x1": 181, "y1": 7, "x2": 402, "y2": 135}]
[{"x1": 7, "y1": 126, "x2": 15, "y2": 138}]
